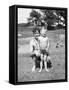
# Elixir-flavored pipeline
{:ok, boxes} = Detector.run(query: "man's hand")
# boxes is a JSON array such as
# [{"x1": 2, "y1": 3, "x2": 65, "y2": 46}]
[{"x1": 34, "y1": 50, "x2": 40, "y2": 56}]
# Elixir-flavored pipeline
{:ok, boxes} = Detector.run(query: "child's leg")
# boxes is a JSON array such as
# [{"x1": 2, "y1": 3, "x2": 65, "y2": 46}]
[
  {"x1": 44, "y1": 55, "x2": 49, "y2": 72},
  {"x1": 38, "y1": 54, "x2": 43, "y2": 72}
]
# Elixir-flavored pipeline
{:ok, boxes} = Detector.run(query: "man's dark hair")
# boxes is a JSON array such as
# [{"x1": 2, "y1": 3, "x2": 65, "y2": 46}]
[{"x1": 32, "y1": 26, "x2": 41, "y2": 34}]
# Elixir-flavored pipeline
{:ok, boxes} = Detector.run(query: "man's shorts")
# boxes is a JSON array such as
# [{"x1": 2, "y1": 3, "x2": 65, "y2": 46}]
[
  {"x1": 30, "y1": 54, "x2": 41, "y2": 62},
  {"x1": 40, "y1": 50, "x2": 49, "y2": 56},
  {"x1": 30, "y1": 54, "x2": 41, "y2": 68},
  {"x1": 30, "y1": 54, "x2": 52, "y2": 69}
]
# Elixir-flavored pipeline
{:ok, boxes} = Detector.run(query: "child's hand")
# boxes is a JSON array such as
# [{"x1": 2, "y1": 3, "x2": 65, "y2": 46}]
[{"x1": 46, "y1": 48, "x2": 49, "y2": 52}]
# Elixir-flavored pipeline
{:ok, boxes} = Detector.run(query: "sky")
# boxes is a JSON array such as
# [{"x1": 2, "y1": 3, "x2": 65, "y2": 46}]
[
  {"x1": 18, "y1": 8, "x2": 32, "y2": 24},
  {"x1": 18, "y1": 8, "x2": 42, "y2": 24}
]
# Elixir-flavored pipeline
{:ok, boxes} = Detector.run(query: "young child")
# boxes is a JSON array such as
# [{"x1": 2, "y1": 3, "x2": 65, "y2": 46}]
[
  {"x1": 30, "y1": 27, "x2": 41, "y2": 72},
  {"x1": 38, "y1": 26, "x2": 51, "y2": 72}
]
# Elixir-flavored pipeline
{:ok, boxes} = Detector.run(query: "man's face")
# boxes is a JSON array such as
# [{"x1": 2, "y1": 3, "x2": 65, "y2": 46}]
[{"x1": 34, "y1": 30, "x2": 40, "y2": 39}]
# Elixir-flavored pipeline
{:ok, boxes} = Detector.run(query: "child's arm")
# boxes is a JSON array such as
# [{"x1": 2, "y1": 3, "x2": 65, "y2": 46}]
[{"x1": 46, "y1": 38, "x2": 49, "y2": 51}]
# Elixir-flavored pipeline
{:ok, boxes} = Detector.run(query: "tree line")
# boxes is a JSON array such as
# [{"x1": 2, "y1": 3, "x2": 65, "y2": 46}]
[{"x1": 27, "y1": 9, "x2": 65, "y2": 30}]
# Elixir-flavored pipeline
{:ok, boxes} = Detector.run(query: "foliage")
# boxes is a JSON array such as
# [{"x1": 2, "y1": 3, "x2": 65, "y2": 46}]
[{"x1": 28, "y1": 9, "x2": 65, "y2": 30}]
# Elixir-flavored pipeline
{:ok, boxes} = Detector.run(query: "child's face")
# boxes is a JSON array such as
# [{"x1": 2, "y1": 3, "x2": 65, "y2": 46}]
[{"x1": 40, "y1": 27, "x2": 47, "y2": 37}]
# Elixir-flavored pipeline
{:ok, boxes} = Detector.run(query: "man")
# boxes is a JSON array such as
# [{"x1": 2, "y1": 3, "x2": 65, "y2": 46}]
[{"x1": 30, "y1": 27, "x2": 41, "y2": 72}]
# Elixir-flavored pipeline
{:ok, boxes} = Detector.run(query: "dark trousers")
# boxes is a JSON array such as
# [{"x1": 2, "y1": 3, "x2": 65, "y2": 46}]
[{"x1": 31, "y1": 54, "x2": 52, "y2": 69}]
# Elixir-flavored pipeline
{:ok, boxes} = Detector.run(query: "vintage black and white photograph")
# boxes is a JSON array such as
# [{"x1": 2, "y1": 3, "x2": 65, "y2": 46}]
[{"x1": 17, "y1": 7, "x2": 67, "y2": 82}]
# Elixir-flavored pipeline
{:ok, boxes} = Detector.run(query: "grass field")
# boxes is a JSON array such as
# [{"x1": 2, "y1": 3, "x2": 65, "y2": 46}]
[{"x1": 18, "y1": 26, "x2": 65, "y2": 82}]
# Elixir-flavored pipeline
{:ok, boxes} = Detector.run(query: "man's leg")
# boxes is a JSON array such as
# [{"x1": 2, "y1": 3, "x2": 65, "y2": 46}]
[
  {"x1": 32, "y1": 56, "x2": 36, "y2": 72},
  {"x1": 36, "y1": 56, "x2": 41, "y2": 68},
  {"x1": 38, "y1": 54, "x2": 43, "y2": 72}
]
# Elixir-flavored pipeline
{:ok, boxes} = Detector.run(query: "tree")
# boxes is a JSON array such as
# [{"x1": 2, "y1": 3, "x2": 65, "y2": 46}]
[
  {"x1": 40, "y1": 9, "x2": 65, "y2": 29},
  {"x1": 28, "y1": 9, "x2": 65, "y2": 29},
  {"x1": 28, "y1": 10, "x2": 42, "y2": 26}
]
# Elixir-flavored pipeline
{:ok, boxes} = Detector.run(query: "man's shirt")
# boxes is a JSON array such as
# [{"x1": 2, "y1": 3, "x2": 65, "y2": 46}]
[{"x1": 30, "y1": 38, "x2": 40, "y2": 53}]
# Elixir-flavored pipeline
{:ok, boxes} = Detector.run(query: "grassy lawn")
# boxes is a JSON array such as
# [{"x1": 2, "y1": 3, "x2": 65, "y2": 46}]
[{"x1": 18, "y1": 26, "x2": 65, "y2": 82}]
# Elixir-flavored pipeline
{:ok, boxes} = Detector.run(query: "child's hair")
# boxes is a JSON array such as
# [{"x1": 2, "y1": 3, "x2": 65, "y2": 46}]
[{"x1": 32, "y1": 26, "x2": 41, "y2": 34}]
